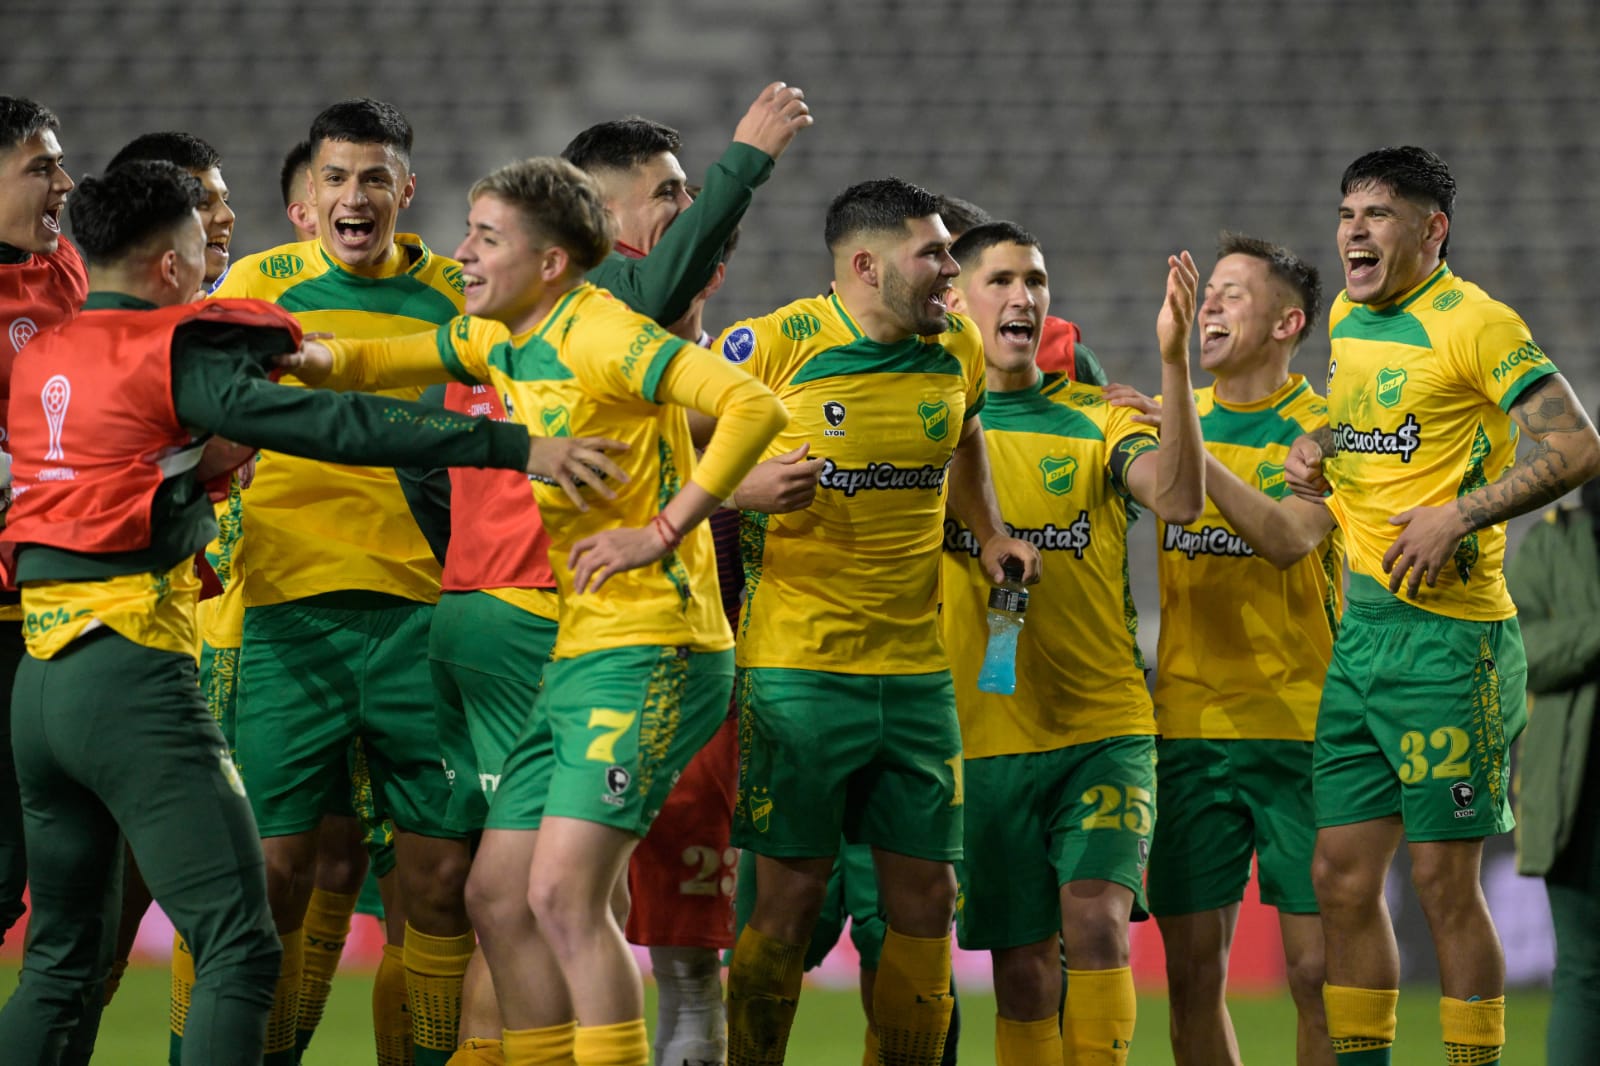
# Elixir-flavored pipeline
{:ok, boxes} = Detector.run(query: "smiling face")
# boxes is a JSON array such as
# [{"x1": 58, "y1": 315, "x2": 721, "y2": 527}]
[
  {"x1": 191, "y1": 165, "x2": 234, "y2": 284},
  {"x1": 1199, "y1": 252, "x2": 1298, "y2": 375},
  {"x1": 0, "y1": 128, "x2": 73, "y2": 255},
  {"x1": 1337, "y1": 180, "x2": 1445, "y2": 307},
  {"x1": 876, "y1": 214, "x2": 960, "y2": 336},
  {"x1": 453, "y1": 192, "x2": 556, "y2": 333},
  {"x1": 954, "y1": 240, "x2": 1050, "y2": 375},
  {"x1": 602, "y1": 151, "x2": 690, "y2": 254},
  {"x1": 312, "y1": 138, "x2": 415, "y2": 270}
]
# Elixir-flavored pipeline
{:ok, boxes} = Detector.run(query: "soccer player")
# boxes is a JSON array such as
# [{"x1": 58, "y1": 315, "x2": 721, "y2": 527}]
[
  {"x1": 0, "y1": 95, "x2": 85, "y2": 948},
  {"x1": 1284, "y1": 146, "x2": 1600, "y2": 1065},
  {"x1": 105, "y1": 131, "x2": 235, "y2": 290},
  {"x1": 210, "y1": 97, "x2": 478, "y2": 1066},
  {"x1": 0, "y1": 158, "x2": 602, "y2": 1066},
  {"x1": 940, "y1": 222, "x2": 1204, "y2": 1066},
  {"x1": 280, "y1": 140, "x2": 317, "y2": 241},
  {"x1": 1109, "y1": 233, "x2": 1340, "y2": 1066},
  {"x1": 288, "y1": 154, "x2": 788, "y2": 1066},
  {"x1": 718, "y1": 177, "x2": 1041, "y2": 1066}
]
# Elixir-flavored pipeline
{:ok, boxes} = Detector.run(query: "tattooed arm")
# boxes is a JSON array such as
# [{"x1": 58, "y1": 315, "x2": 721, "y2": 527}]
[{"x1": 1382, "y1": 374, "x2": 1600, "y2": 597}]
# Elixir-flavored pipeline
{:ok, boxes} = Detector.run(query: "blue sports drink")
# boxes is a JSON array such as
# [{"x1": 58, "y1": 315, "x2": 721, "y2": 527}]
[{"x1": 977, "y1": 561, "x2": 1028, "y2": 695}]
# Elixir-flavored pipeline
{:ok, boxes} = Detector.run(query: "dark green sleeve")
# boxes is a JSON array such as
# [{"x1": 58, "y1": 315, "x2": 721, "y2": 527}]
[
  {"x1": 394, "y1": 383, "x2": 453, "y2": 565},
  {"x1": 1506, "y1": 515, "x2": 1600, "y2": 694},
  {"x1": 585, "y1": 142, "x2": 774, "y2": 324},
  {"x1": 1073, "y1": 342, "x2": 1109, "y2": 386},
  {"x1": 169, "y1": 331, "x2": 531, "y2": 473}
]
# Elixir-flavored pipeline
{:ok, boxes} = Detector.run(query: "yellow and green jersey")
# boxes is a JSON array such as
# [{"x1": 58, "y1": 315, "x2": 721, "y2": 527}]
[
  {"x1": 381, "y1": 282, "x2": 731, "y2": 659},
  {"x1": 1324, "y1": 264, "x2": 1558, "y2": 621},
  {"x1": 941, "y1": 375, "x2": 1158, "y2": 757},
  {"x1": 210, "y1": 235, "x2": 464, "y2": 607},
  {"x1": 198, "y1": 476, "x2": 246, "y2": 651},
  {"x1": 1154, "y1": 377, "x2": 1345, "y2": 741},
  {"x1": 717, "y1": 293, "x2": 986, "y2": 675}
]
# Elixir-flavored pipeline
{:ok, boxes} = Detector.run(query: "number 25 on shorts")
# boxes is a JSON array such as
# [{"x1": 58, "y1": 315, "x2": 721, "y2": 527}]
[
  {"x1": 1079, "y1": 784, "x2": 1153, "y2": 835},
  {"x1": 1397, "y1": 726, "x2": 1471, "y2": 784}
]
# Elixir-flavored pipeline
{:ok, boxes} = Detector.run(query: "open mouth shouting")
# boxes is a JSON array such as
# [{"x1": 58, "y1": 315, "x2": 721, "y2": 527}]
[
  {"x1": 1345, "y1": 247, "x2": 1379, "y2": 286},
  {"x1": 996, "y1": 316, "x2": 1037, "y2": 353},
  {"x1": 333, "y1": 215, "x2": 378, "y2": 251},
  {"x1": 1201, "y1": 321, "x2": 1231, "y2": 356}
]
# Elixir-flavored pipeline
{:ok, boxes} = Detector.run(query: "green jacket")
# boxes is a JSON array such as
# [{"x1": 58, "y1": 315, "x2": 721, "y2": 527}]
[{"x1": 1505, "y1": 505, "x2": 1600, "y2": 876}]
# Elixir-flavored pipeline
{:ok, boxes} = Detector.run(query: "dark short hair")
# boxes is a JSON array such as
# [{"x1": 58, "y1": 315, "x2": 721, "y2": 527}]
[
  {"x1": 950, "y1": 220, "x2": 1040, "y2": 273},
  {"x1": 1216, "y1": 231, "x2": 1323, "y2": 339},
  {"x1": 561, "y1": 118, "x2": 681, "y2": 174},
  {"x1": 470, "y1": 157, "x2": 615, "y2": 273},
  {"x1": 69, "y1": 160, "x2": 203, "y2": 266},
  {"x1": 0, "y1": 96, "x2": 60, "y2": 155},
  {"x1": 279, "y1": 140, "x2": 313, "y2": 208},
  {"x1": 1340, "y1": 145, "x2": 1456, "y2": 258},
  {"x1": 106, "y1": 131, "x2": 221, "y2": 174},
  {"x1": 935, "y1": 194, "x2": 992, "y2": 240},
  {"x1": 309, "y1": 98, "x2": 413, "y2": 163},
  {"x1": 824, "y1": 177, "x2": 942, "y2": 252}
]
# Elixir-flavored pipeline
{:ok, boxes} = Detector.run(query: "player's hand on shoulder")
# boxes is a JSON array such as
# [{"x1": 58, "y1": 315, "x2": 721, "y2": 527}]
[
  {"x1": 1284, "y1": 434, "x2": 1331, "y2": 504},
  {"x1": 732, "y1": 81, "x2": 813, "y2": 162},
  {"x1": 1104, "y1": 383, "x2": 1163, "y2": 430},
  {"x1": 730, "y1": 442, "x2": 821, "y2": 514},
  {"x1": 981, "y1": 535, "x2": 1043, "y2": 586},
  {"x1": 528, "y1": 436, "x2": 629, "y2": 511}
]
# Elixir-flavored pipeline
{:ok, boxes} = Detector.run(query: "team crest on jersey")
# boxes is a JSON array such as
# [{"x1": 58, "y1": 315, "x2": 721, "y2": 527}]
[
  {"x1": 918, "y1": 400, "x2": 950, "y2": 441},
  {"x1": 1039, "y1": 454, "x2": 1078, "y2": 496},
  {"x1": 781, "y1": 313, "x2": 821, "y2": 341},
  {"x1": 442, "y1": 264, "x2": 465, "y2": 293},
  {"x1": 1255, "y1": 461, "x2": 1288, "y2": 499},
  {"x1": 1376, "y1": 367, "x2": 1407, "y2": 409},
  {"x1": 722, "y1": 326, "x2": 756, "y2": 364},
  {"x1": 541, "y1": 405, "x2": 571, "y2": 438},
  {"x1": 259, "y1": 253, "x2": 304, "y2": 279},
  {"x1": 8, "y1": 316, "x2": 38, "y2": 353},
  {"x1": 1432, "y1": 288, "x2": 1464, "y2": 312},
  {"x1": 822, "y1": 400, "x2": 846, "y2": 436}
]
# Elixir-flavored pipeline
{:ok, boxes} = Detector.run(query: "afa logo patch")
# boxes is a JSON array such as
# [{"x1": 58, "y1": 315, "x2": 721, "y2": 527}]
[
  {"x1": 442, "y1": 264, "x2": 465, "y2": 293},
  {"x1": 780, "y1": 313, "x2": 821, "y2": 341},
  {"x1": 541, "y1": 405, "x2": 571, "y2": 438},
  {"x1": 1376, "y1": 366, "x2": 1407, "y2": 409},
  {"x1": 1039, "y1": 454, "x2": 1078, "y2": 496},
  {"x1": 918, "y1": 400, "x2": 950, "y2": 441},
  {"x1": 1256, "y1": 461, "x2": 1288, "y2": 498},
  {"x1": 1432, "y1": 288, "x2": 1464, "y2": 312},
  {"x1": 722, "y1": 326, "x2": 756, "y2": 364},
  {"x1": 9, "y1": 316, "x2": 38, "y2": 353},
  {"x1": 259, "y1": 253, "x2": 304, "y2": 280}
]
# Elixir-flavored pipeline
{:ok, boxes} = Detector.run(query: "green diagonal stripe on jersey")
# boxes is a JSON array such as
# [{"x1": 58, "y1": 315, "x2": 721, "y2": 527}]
[
  {"x1": 487, "y1": 334, "x2": 573, "y2": 383},
  {"x1": 1328, "y1": 304, "x2": 1432, "y2": 349},
  {"x1": 277, "y1": 267, "x2": 461, "y2": 324},
  {"x1": 981, "y1": 383, "x2": 1106, "y2": 441},
  {"x1": 1199, "y1": 400, "x2": 1308, "y2": 450},
  {"x1": 788, "y1": 336, "x2": 964, "y2": 386}
]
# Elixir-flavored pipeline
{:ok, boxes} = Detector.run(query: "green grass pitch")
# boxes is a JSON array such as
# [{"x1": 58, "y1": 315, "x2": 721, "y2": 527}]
[{"x1": 86, "y1": 965, "x2": 1551, "y2": 1064}]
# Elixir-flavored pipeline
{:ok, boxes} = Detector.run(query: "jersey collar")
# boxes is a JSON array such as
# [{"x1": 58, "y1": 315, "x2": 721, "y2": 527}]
[{"x1": 83, "y1": 291, "x2": 157, "y2": 311}]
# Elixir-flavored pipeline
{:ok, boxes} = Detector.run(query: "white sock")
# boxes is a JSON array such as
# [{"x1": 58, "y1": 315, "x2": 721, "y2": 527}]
[{"x1": 650, "y1": 944, "x2": 727, "y2": 1066}]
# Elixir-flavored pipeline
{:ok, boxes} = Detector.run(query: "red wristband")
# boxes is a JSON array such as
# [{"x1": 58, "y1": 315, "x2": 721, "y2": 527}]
[{"x1": 651, "y1": 512, "x2": 682, "y2": 550}]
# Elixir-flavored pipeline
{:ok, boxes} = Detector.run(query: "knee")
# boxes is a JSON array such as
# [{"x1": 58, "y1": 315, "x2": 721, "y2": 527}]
[
  {"x1": 991, "y1": 944, "x2": 1059, "y2": 1021},
  {"x1": 398, "y1": 843, "x2": 472, "y2": 929},
  {"x1": 262, "y1": 846, "x2": 315, "y2": 927},
  {"x1": 1283, "y1": 945, "x2": 1327, "y2": 1011},
  {"x1": 880, "y1": 865, "x2": 957, "y2": 936},
  {"x1": 1164, "y1": 953, "x2": 1226, "y2": 1017},
  {"x1": 526, "y1": 873, "x2": 607, "y2": 957},
  {"x1": 464, "y1": 864, "x2": 529, "y2": 939},
  {"x1": 1311, "y1": 851, "x2": 1380, "y2": 916},
  {"x1": 750, "y1": 868, "x2": 831, "y2": 944},
  {"x1": 1408, "y1": 861, "x2": 1484, "y2": 924}
]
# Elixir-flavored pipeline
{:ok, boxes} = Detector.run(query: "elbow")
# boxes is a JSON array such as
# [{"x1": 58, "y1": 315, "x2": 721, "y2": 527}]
[{"x1": 1155, "y1": 497, "x2": 1204, "y2": 527}]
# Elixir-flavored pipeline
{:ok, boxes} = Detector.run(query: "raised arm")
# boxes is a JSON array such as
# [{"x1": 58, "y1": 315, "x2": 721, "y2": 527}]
[{"x1": 1121, "y1": 251, "x2": 1205, "y2": 525}]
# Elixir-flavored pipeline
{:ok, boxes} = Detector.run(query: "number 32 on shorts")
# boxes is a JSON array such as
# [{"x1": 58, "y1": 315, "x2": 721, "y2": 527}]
[{"x1": 1396, "y1": 726, "x2": 1471, "y2": 784}]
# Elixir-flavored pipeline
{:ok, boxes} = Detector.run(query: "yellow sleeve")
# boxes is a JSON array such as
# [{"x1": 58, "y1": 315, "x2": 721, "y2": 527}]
[
  {"x1": 210, "y1": 262, "x2": 262, "y2": 300},
  {"x1": 656, "y1": 346, "x2": 789, "y2": 499},
  {"x1": 1103, "y1": 402, "x2": 1160, "y2": 496},
  {"x1": 320, "y1": 315, "x2": 499, "y2": 391},
  {"x1": 564, "y1": 302, "x2": 687, "y2": 404},
  {"x1": 715, "y1": 315, "x2": 795, "y2": 390},
  {"x1": 947, "y1": 318, "x2": 987, "y2": 418},
  {"x1": 1450, "y1": 301, "x2": 1558, "y2": 412}
]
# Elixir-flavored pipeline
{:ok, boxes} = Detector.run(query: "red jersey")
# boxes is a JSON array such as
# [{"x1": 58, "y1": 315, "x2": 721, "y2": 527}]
[
  {"x1": 1034, "y1": 315, "x2": 1081, "y2": 378},
  {"x1": 1, "y1": 239, "x2": 89, "y2": 442}
]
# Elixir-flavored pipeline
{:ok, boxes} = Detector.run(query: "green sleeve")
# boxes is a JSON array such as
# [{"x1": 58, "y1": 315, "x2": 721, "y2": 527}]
[
  {"x1": 394, "y1": 383, "x2": 453, "y2": 565},
  {"x1": 1506, "y1": 514, "x2": 1600, "y2": 694},
  {"x1": 169, "y1": 327, "x2": 531, "y2": 474},
  {"x1": 585, "y1": 142, "x2": 774, "y2": 324},
  {"x1": 1073, "y1": 343, "x2": 1109, "y2": 386}
]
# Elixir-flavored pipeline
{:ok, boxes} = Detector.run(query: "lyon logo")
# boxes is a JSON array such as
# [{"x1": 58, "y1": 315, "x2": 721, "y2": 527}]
[
  {"x1": 42, "y1": 375, "x2": 71, "y2": 460},
  {"x1": 9, "y1": 317, "x2": 38, "y2": 353}
]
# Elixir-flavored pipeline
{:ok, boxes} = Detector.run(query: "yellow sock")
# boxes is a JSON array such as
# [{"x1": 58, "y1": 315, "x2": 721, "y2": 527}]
[
  {"x1": 1441, "y1": 996, "x2": 1504, "y2": 1065},
  {"x1": 726, "y1": 925, "x2": 807, "y2": 1066},
  {"x1": 298, "y1": 888, "x2": 359, "y2": 1051},
  {"x1": 503, "y1": 1021, "x2": 576, "y2": 1066},
  {"x1": 1324, "y1": 984, "x2": 1398, "y2": 1062},
  {"x1": 264, "y1": 930, "x2": 305, "y2": 1065},
  {"x1": 998, "y1": 1014, "x2": 1063, "y2": 1066},
  {"x1": 404, "y1": 923, "x2": 476, "y2": 1065},
  {"x1": 447, "y1": 1036, "x2": 508, "y2": 1065},
  {"x1": 1061, "y1": 966, "x2": 1134, "y2": 1065},
  {"x1": 375, "y1": 942, "x2": 415, "y2": 1066},
  {"x1": 573, "y1": 1018, "x2": 649, "y2": 1066},
  {"x1": 169, "y1": 932, "x2": 195, "y2": 1042},
  {"x1": 873, "y1": 927, "x2": 954, "y2": 1066}
]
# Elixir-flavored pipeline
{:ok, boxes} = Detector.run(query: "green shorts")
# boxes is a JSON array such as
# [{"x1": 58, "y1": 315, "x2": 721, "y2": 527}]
[
  {"x1": 956, "y1": 736, "x2": 1155, "y2": 951},
  {"x1": 1314, "y1": 579, "x2": 1527, "y2": 842},
  {"x1": 732, "y1": 840, "x2": 886, "y2": 971},
  {"x1": 734, "y1": 667, "x2": 963, "y2": 863},
  {"x1": 429, "y1": 591, "x2": 558, "y2": 834},
  {"x1": 235, "y1": 592, "x2": 454, "y2": 839},
  {"x1": 486, "y1": 645, "x2": 732, "y2": 834},
  {"x1": 1146, "y1": 738, "x2": 1318, "y2": 916}
]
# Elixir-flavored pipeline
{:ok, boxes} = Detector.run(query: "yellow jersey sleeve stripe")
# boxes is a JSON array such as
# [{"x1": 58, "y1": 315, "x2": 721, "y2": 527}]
[
  {"x1": 640, "y1": 336, "x2": 688, "y2": 403},
  {"x1": 1497, "y1": 363, "x2": 1559, "y2": 413},
  {"x1": 434, "y1": 321, "x2": 480, "y2": 385}
]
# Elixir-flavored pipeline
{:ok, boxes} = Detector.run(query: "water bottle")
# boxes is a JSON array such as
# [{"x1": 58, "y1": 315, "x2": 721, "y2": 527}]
[{"x1": 977, "y1": 559, "x2": 1028, "y2": 695}]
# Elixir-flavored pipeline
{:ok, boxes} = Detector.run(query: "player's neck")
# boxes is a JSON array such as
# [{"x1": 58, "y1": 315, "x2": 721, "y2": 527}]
[
  {"x1": 986, "y1": 363, "x2": 1040, "y2": 394},
  {"x1": 323, "y1": 240, "x2": 404, "y2": 279},
  {"x1": 835, "y1": 286, "x2": 913, "y2": 345},
  {"x1": 504, "y1": 281, "x2": 581, "y2": 336},
  {"x1": 1212, "y1": 354, "x2": 1290, "y2": 405}
]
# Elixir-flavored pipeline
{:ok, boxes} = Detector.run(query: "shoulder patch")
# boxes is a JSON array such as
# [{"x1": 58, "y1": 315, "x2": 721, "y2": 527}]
[
  {"x1": 722, "y1": 326, "x2": 756, "y2": 364},
  {"x1": 258, "y1": 253, "x2": 304, "y2": 280},
  {"x1": 442, "y1": 264, "x2": 465, "y2": 293},
  {"x1": 1432, "y1": 288, "x2": 1464, "y2": 311},
  {"x1": 780, "y1": 313, "x2": 821, "y2": 341}
]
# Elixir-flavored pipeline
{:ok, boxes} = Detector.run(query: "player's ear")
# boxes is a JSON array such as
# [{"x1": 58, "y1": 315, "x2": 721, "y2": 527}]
[
  {"x1": 398, "y1": 172, "x2": 417, "y2": 210},
  {"x1": 541, "y1": 245, "x2": 571, "y2": 281},
  {"x1": 1273, "y1": 304, "x2": 1305, "y2": 343},
  {"x1": 851, "y1": 248, "x2": 878, "y2": 289},
  {"x1": 286, "y1": 200, "x2": 316, "y2": 238},
  {"x1": 156, "y1": 247, "x2": 181, "y2": 291},
  {"x1": 1425, "y1": 209, "x2": 1448, "y2": 257}
]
